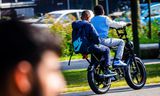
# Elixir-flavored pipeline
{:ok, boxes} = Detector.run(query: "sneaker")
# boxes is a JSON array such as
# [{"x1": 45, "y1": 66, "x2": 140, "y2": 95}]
[
  {"x1": 114, "y1": 60, "x2": 127, "y2": 67},
  {"x1": 110, "y1": 76, "x2": 117, "y2": 82},
  {"x1": 104, "y1": 69, "x2": 117, "y2": 77}
]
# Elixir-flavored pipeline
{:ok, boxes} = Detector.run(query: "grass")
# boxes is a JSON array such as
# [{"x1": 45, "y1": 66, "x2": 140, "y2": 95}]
[{"x1": 63, "y1": 64, "x2": 160, "y2": 93}]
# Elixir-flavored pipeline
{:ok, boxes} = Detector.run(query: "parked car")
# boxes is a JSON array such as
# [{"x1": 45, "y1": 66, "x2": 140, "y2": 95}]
[
  {"x1": 114, "y1": 3, "x2": 160, "y2": 25},
  {"x1": 141, "y1": 3, "x2": 160, "y2": 25},
  {"x1": 23, "y1": 9, "x2": 94, "y2": 28}
]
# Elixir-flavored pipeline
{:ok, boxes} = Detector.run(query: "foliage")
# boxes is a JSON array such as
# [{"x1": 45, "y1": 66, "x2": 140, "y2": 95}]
[
  {"x1": 139, "y1": 20, "x2": 159, "y2": 43},
  {"x1": 50, "y1": 23, "x2": 72, "y2": 57}
]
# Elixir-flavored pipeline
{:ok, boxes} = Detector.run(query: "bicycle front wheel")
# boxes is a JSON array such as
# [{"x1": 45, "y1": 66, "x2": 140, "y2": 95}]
[{"x1": 125, "y1": 57, "x2": 147, "y2": 89}]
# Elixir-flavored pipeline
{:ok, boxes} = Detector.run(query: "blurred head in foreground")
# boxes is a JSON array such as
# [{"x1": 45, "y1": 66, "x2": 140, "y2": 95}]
[{"x1": 0, "y1": 19, "x2": 66, "y2": 96}]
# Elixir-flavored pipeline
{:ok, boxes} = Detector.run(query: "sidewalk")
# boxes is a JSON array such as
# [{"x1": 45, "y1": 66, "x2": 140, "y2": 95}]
[{"x1": 61, "y1": 59, "x2": 160, "y2": 70}]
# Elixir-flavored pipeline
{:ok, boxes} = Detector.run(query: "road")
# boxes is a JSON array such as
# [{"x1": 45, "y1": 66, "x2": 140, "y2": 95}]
[
  {"x1": 61, "y1": 59, "x2": 160, "y2": 70},
  {"x1": 63, "y1": 83, "x2": 160, "y2": 96}
]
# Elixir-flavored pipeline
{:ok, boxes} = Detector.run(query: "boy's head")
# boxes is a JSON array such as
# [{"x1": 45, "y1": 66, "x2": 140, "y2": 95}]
[
  {"x1": 94, "y1": 5, "x2": 105, "y2": 16},
  {"x1": 81, "y1": 10, "x2": 91, "y2": 21},
  {"x1": 0, "y1": 19, "x2": 66, "y2": 96}
]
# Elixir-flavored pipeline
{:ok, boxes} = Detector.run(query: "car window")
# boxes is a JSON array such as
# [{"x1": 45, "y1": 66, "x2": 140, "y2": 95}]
[
  {"x1": 39, "y1": 14, "x2": 55, "y2": 24},
  {"x1": 50, "y1": 13, "x2": 61, "y2": 19},
  {"x1": 59, "y1": 13, "x2": 78, "y2": 23},
  {"x1": 141, "y1": 4, "x2": 160, "y2": 17}
]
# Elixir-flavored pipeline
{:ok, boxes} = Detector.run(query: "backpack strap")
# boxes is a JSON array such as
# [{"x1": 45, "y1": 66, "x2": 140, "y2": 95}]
[
  {"x1": 68, "y1": 44, "x2": 74, "y2": 66},
  {"x1": 68, "y1": 50, "x2": 73, "y2": 66}
]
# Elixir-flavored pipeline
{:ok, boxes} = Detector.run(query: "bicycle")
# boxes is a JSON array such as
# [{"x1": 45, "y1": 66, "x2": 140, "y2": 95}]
[{"x1": 82, "y1": 25, "x2": 147, "y2": 94}]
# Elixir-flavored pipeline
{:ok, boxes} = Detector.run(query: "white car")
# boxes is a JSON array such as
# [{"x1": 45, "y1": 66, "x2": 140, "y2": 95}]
[{"x1": 24, "y1": 9, "x2": 94, "y2": 28}]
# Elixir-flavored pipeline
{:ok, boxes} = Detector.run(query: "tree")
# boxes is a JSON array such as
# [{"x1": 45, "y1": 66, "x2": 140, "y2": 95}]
[{"x1": 130, "y1": 0, "x2": 141, "y2": 56}]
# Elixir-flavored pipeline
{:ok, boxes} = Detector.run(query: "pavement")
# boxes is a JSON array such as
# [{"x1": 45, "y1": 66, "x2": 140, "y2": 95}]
[
  {"x1": 63, "y1": 83, "x2": 160, "y2": 96},
  {"x1": 61, "y1": 59, "x2": 160, "y2": 70}
]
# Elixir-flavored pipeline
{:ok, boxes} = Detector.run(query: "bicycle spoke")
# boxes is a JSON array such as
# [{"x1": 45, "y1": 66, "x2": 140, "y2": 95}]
[
  {"x1": 102, "y1": 82, "x2": 107, "y2": 86},
  {"x1": 135, "y1": 75, "x2": 140, "y2": 84}
]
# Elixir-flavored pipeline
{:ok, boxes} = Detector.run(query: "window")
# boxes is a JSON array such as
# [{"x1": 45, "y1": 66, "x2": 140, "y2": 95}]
[
  {"x1": 50, "y1": 13, "x2": 61, "y2": 19},
  {"x1": 2, "y1": 0, "x2": 33, "y2": 3},
  {"x1": 59, "y1": 13, "x2": 78, "y2": 23},
  {"x1": 18, "y1": 0, "x2": 33, "y2": 2},
  {"x1": 2, "y1": 0, "x2": 15, "y2": 3}
]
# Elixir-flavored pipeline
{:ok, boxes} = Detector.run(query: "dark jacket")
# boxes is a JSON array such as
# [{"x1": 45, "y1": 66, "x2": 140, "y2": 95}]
[
  {"x1": 72, "y1": 20, "x2": 101, "y2": 54},
  {"x1": 72, "y1": 20, "x2": 100, "y2": 45}
]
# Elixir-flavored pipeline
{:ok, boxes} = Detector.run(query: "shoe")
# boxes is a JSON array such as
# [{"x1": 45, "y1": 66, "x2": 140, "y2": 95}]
[
  {"x1": 111, "y1": 76, "x2": 117, "y2": 82},
  {"x1": 104, "y1": 69, "x2": 117, "y2": 77},
  {"x1": 114, "y1": 60, "x2": 127, "y2": 67}
]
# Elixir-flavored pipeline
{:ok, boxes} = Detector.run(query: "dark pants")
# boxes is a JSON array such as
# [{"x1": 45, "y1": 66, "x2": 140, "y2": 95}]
[{"x1": 88, "y1": 44, "x2": 110, "y2": 67}]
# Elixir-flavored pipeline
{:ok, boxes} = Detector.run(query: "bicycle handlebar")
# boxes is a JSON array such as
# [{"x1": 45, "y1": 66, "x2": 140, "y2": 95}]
[
  {"x1": 110, "y1": 22, "x2": 132, "y2": 30},
  {"x1": 110, "y1": 22, "x2": 132, "y2": 40}
]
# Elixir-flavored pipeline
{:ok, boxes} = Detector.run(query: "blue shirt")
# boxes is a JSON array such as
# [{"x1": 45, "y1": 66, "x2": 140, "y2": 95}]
[
  {"x1": 91, "y1": 15, "x2": 127, "y2": 38},
  {"x1": 91, "y1": 16, "x2": 109, "y2": 38}
]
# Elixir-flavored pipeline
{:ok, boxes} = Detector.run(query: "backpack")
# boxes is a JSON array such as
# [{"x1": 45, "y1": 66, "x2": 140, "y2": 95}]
[{"x1": 72, "y1": 21, "x2": 89, "y2": 54}]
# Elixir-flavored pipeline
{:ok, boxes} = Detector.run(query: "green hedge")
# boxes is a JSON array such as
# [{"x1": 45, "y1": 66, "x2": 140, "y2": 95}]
[
  {"x1": 50, "y1": 21, "x2": 159, "y2": 57},
  {"x1": 139, "y1": 20, "x2": 159, "y2": 44},
  {"x1": 50, "y1": 23, "x2": 72, "y2": 57}
]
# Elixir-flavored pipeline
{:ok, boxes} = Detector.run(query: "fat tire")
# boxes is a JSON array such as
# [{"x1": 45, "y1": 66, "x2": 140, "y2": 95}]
[
  {"x1": 125, "y1": 57, "x2": 147, "y2": 89},
  {"x1": 87, "y1": 67, "x2": 111, "y2": 94}
]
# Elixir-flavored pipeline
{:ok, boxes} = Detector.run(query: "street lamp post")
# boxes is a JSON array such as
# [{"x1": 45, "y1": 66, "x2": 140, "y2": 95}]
[
  {"x1": 95, "y1": 0, "x2": 98, "y2": 5},
  {"x1": 67, "y1": 0, "x2": 70, "y2": 9},
  {"x1": 158, "y1": 31, "x2": 160, "y2": 58},
  {"x1": 147, "y1": 0, "x2": 151, "y2": 39},
  {"x1": 106, "y1": 0, "x2": 109, "y2": 15}
]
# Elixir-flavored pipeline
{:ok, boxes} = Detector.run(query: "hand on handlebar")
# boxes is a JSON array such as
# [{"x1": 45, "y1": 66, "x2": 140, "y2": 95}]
[{"x1": 110, "y1": 22, "x2": 132, "y2": 30}]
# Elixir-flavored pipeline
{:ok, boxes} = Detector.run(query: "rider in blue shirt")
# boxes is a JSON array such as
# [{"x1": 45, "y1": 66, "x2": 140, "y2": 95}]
[{"x1": 91, "y1": 5, "x2": 128, "y2": 67}]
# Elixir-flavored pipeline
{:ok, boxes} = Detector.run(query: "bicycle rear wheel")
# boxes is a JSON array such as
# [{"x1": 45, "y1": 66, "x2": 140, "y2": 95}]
[{"x1": 87, "y1": 65, "x2": 111, "y2": 94}]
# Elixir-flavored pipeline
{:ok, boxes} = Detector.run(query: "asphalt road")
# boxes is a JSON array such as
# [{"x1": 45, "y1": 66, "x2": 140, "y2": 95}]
[
  {"x1": 63, "y1": 83, "x2": 160, "y2": 96},
  {"x1": 61, "y1": 59, "x2": 160, "y2": 70}
]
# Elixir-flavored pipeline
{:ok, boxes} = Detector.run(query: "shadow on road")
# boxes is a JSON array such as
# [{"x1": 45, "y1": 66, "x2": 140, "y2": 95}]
[{"x1": 108, "y1": 84, "x2": 160, "y2": 94}]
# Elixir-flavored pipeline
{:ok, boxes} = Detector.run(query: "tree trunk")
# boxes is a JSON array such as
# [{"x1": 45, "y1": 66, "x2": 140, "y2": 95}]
[{"x1": 130, "y1": 0, "x2": 141, "y2": 56}]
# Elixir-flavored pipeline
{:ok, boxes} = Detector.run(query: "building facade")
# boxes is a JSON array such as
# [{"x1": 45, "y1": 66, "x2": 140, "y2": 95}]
[
  {"x1": 35, "y1": 0, "x2": 157, "y2": 15},
  {"x1": 0, "y1": 0, "x2": 35, "y2": 18},
  {"x1": 1, "y1": 0, "x2": 160, "y2": 18},
  {"x1": 34, "y1": 0, "x2": 95, "y2": 15}
]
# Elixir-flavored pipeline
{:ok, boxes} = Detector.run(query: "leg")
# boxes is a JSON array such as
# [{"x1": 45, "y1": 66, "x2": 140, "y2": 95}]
[
  {"x1": 101, "y1": 38, "x2": 126, "y2": 67},
  {"x1": 101, "y1": 38, "x2": 125, "y2": 60},
  {"x1": 88, "y1": 44, "x2": 110, "y2": 67},
  {"x1": 88, "y1": 44, "x2": 117, "y2": 76}
]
